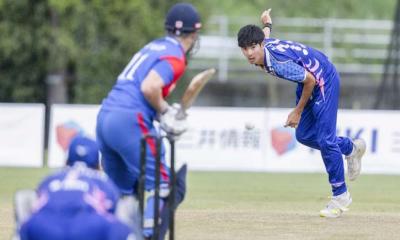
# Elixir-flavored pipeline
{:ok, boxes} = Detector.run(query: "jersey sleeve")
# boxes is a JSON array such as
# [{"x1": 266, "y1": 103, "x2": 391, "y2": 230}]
[
  {"x1": 153, "y1": 56, "x2": 185, "y2": 85},
  {"x1": 159, "y1": 56, "x2": 186, "y2": 98},
  {"x1": 270, "y1": 57, "x2": 306, "y2": 83},
  {"x1": 152, "y1": 60, "x2": 174, "y2": 85}
]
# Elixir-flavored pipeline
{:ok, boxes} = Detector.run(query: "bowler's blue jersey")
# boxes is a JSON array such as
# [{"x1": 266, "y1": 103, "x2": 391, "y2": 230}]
[
  {"x1": 101, "y1": 36, "x2": 186, "y2": 119},
  {"x1": 36, "y1": 163, "x2": 120, "y2": 214},
  {"x1": 264, "y1": 38, "x2": 337, "y2": 100}
]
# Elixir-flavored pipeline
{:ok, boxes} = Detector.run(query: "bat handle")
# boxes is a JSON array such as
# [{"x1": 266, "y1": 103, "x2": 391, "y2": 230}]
[{"x1": 175, "y1": 108, "x2": 187, "y2": 120}]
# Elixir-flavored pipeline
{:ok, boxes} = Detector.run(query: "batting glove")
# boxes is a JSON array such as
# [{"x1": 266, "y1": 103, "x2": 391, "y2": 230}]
[{"x1": 160, "y1": 103, "x2": 188, "y2": 137}]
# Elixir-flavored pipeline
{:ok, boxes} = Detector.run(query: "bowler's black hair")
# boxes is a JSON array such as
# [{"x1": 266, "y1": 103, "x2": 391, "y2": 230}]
[{"x1": 237, "y1": 24, "x2": 265, "y2": 48}]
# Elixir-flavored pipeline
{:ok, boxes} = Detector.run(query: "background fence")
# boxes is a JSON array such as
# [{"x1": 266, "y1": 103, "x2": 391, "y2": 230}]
[{"x1": 187, "y1": 17, "x2": 392, "y2": 109}]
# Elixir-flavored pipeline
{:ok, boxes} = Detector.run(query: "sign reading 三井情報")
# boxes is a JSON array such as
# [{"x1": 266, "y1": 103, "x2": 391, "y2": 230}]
[{"x1": 47, "y1": 104, "x2": 400, "y2": 174}]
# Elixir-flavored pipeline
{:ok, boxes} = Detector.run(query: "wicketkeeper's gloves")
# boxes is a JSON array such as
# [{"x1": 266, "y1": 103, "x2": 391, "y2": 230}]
[{"x1": 160, "y1": 103, "x2": 188, "y2": 138}]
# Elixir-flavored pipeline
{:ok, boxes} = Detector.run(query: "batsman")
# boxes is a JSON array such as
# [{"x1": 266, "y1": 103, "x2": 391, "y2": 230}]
[
  {"x1": 237, "y1": 9, "x2": 366, "y2": 218},
  {"x1": 96, "y1": 2, "x2": 212, "y2": 239}
]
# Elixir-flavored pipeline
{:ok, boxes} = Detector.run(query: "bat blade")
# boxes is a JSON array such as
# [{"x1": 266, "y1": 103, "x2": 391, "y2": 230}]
[{"x1": 180, "y1": 68, "x2": 216, "y2": 111}]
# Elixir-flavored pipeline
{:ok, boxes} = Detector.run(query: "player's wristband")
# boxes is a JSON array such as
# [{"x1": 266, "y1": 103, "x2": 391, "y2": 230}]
[{"x1": 263, "y1": 23, "x2": 272, "y2": 31}]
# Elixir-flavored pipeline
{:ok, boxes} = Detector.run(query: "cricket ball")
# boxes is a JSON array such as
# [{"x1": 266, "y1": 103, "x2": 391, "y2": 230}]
[{"x1": 245, "y1": 122, "x2": 255, "y2": 130}]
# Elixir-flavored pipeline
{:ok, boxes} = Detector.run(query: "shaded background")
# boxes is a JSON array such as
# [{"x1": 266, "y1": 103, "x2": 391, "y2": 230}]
[{"x1": 0, "y1": 0, "x2": 397, "y2": 106}]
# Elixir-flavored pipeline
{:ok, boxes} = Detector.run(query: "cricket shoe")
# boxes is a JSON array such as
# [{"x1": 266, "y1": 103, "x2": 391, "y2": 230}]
[
  {"x1": 345, "y1": 138, "x2": 366, "y2": 181},
  {"x1": 319, "y1": 191, "x2": 352, "y2": 218}
]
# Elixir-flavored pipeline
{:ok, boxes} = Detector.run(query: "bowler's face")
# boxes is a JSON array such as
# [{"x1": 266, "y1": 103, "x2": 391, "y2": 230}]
[{"x1": 241, "y1": 43, "x2": 264, "y2": 65}]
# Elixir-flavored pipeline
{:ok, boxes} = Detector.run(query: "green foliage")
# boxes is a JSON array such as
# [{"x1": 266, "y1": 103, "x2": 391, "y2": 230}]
[
  {"x1": 0, "y1": 0, "x2": 205, "y2": 103},
  {"x1": 59, "y1": 0, "x2": 159, "y2": 103},
  {"x1": 0, "y1": 0, "x2": 49, "y2": 102},
  {"x1": 206, "y1": 0, "x2": 396, "y2": 19}
]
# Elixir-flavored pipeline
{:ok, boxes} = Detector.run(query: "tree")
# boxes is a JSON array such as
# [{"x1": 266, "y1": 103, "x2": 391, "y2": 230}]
[
  {"x1": 0, "y1": 0, "x2": 50, "y2": 103},
  {"x1": 0, "y1": 0, "x2": 207, "y2": 103}
]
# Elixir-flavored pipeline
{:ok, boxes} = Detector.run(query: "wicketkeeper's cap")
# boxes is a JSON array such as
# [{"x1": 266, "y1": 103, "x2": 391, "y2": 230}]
[
  {"x1": 66, "y1": 135, "x2": 99, "y2": 169},
  {"x1": 165, "y1": 3, "x2": 202, "y2": 35}
]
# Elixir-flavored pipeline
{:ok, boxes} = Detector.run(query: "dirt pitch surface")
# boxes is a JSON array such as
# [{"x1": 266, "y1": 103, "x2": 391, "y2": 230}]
[{"x1": 1, "y1": 169, "x2": 399, "y2": 239}]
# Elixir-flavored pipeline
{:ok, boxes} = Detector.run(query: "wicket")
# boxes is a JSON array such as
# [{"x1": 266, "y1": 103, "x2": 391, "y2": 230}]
[{"x1": 139, "y1": 134, "x2": 176, "y2": 240}]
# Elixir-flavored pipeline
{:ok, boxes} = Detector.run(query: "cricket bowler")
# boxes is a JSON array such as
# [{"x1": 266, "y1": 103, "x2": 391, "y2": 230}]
[
  {"x1": 96, "y1": 2, "x2": 202, "y2": 238},
  {"x1": 237, "y1": 9, "x2": 366, "y2": 218}
]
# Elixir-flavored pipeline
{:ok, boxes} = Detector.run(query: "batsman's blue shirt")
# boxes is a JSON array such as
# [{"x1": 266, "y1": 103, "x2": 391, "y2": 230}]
[
  {"x1": 96, "y1": 36, "x2": 182, "y2": 194},
  {"x1": 263, "y1": 38, "x2": 337, "y2": 101},
  {"x1": 101, "y1": 36, "x2": 186, "y2": 119}
]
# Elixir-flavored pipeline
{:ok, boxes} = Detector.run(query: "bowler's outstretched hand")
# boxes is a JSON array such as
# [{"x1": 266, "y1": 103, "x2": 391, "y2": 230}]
[{"x1": 260, "y1": 8, "x2": 272, "y2": 26}]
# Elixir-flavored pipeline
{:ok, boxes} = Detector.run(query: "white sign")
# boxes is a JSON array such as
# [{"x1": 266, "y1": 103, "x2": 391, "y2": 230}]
[
  {"x1": 48, "y1": 104, "x2": 99, "y2": 168},
  {"x1": 264, "y1": 109, "x2": 400, "y2": 174},
  {"x1": 264, "y1": 108, "x2": 326, "y2": 172},
  {"x1": 337, "y1": 110, "x2": 400, "y2": 174},
  {"x1": 0, "y1": 104, "x2": 44, "y2": 167},
  {"x1": 177, "y1": 107, "x2": 268, "y2": 171},
  {"x1": 47, "y1": 105, "x2": 400, "y2": 175}
]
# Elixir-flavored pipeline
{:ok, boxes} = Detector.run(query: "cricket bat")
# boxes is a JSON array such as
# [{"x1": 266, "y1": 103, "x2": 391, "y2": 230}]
[{"x1": 176, "y1": 68, "x2": 216, "y2": 119}]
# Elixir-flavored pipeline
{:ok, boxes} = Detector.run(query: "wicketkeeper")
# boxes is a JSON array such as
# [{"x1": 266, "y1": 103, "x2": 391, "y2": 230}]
[
  {"x1": 16, "y1": 135, "x2": 134, "y2": 240},
  {"x1": 95, "y1": 2, "x2": 203, "y2": 238}
]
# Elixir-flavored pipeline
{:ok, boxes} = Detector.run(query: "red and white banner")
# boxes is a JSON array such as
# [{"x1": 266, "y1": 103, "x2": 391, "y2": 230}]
[{"x1": 48, "y1": 104, "x2": 99, "y2": 168}]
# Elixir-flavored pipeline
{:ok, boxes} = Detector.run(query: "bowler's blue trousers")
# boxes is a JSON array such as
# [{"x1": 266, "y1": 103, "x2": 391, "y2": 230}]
[{"x1": 295, "y1": 69, "x2": 353, "y2": 196}]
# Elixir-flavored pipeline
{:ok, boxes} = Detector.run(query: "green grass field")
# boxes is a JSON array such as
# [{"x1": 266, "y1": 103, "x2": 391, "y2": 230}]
[{"x1": 1, "y1": 168, "x2": 400, "y2": 239}]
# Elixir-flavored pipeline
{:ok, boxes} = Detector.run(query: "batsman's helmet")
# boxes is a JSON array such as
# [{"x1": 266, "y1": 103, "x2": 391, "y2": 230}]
[
  {"x1": 66, "y1": 135, "x2": 99, "y2": 169},
  {"x1": 165, "y1": 3, "x2": 202, "y2": 36}
]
